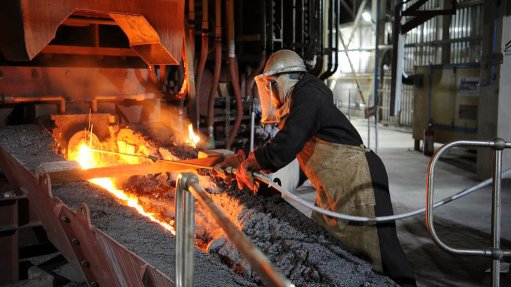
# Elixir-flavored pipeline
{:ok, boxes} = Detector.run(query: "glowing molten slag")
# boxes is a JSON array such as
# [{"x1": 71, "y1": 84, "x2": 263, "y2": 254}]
[
  {"x1": 72, "y1": 143, "x2": 176, "y2": 235},
  {"x1": 186, "y1": 124, "x2": 200, "y2": 148}
]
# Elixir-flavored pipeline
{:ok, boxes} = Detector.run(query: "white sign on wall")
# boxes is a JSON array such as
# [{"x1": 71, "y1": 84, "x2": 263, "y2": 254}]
[{"x1": 457, "y1": 77, "x2": 480, "y2": 97}]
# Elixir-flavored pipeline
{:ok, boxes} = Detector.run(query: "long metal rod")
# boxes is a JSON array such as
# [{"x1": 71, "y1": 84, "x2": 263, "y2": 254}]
[
  {"x1": 373, "y1": 0, "x2": 381, "y2": 153},
  {"x1": 89, "y1": 148, "x2": 156, "y2": 162},
  {"x1": 39, "y1": 159, "x2": 217, "y2": 184},
  {"x1": 250, "y1": 105, "x2": 255, "y2": 151},
  {"x1": 175, "y1": 175, "x2": 183, "y2": 286},
  {"x1": 491, "y1": 147, "x2": 503, "y2": 287},
  {"x1": 175, "y1": 173, "x2": 294, "y2": 287}
]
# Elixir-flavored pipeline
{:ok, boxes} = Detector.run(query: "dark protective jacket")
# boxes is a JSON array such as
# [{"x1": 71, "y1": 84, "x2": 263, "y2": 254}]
[
  {"x1": 254, "y1": 73, "x2": 362, "y2": 171},
  {"x1": 253, "y1": 73, "x2": 416, "y2": 284}
]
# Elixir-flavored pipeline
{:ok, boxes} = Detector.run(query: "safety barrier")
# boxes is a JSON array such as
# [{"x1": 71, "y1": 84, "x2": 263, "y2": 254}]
[
  {"x1": 426, "y1": 139, "x2": 511, "y2": 287},
  {"x1": 250, "y1": 168, "x2": 511, "y2": 223},
  {"x1": 174, "y1": 173, "x2": 294, "y2": 287}
]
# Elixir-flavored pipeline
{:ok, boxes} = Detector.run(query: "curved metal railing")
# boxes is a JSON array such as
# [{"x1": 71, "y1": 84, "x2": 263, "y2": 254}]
[
  {"x1": 426, "y1": 139, "x2": 511, "y2": 287},
  {"x1": 252, "y1": 168, "x2": 511, "y2": 223}
]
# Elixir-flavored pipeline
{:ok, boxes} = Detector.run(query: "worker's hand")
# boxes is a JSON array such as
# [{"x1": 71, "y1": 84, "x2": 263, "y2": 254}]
[
  {"x1": 213, "y1": 149, "x2": 246, "y2": 182},
  {"x1": 236, "y1": 152, "x2": 262, "y2": 193}
]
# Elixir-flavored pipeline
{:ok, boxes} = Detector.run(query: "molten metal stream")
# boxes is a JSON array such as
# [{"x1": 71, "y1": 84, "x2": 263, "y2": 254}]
[{"x1": 72, "y1": 143, "x2": 176, "y2": 235}]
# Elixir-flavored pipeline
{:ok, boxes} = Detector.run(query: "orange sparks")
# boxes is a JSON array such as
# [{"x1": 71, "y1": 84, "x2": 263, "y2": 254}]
[{"x1": 72, "y1": 143, "x2": 176, "y2": 235}]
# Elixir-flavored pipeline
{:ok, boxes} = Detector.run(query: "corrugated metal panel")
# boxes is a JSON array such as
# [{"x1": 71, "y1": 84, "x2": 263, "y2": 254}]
[{"x1": 381, "y1": 0, "x2": 483, "y2": 127}]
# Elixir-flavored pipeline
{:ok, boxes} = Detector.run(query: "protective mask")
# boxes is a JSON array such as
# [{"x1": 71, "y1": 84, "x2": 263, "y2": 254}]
[
  {"x1": 255, "y1": 73, "x2": 299, "y2": 124},
  {"x1": 255, "y1": 74, "x2": 278, "y2": 124}
]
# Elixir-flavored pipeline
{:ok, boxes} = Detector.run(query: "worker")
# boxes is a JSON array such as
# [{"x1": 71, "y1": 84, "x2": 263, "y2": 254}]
[{"x1": 234, "y1": 49, "x2": 416, "y2": 286}]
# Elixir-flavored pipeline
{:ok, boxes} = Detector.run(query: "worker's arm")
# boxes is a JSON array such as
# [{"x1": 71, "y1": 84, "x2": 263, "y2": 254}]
[{"x1": 254, "y1": 86, "x2": 322, "y2": 171}]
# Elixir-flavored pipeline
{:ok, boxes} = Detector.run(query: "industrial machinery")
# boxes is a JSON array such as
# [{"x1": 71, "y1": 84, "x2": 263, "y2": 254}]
[
  {"x1": 0, "y1": 0, "x2": 345, "y2": 150},
  {"x1": 412, "y1": 64, "x2": 480, "y2": 152},
  {"x1": 0, "y1": 1, "x2": 381, "y2": 286}
]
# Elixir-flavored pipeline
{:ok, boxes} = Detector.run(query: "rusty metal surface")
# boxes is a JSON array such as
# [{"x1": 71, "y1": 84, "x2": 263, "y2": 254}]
[
  {"x1": 0, "y1": 67, "x2": 161, "y2": 102},
  {"x1": 0, "y1": 144, "x2": 175, "y2": 286},
  {"x1": 0, "y1": 0, "x2": 184, "y2": 64}
]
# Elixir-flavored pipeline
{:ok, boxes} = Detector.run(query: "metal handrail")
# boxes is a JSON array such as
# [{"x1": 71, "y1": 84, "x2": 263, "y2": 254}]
[
  {"x1": 174, "y1": 173, "x2": 295, "y2": 287},
  {"x1": 426, "y1": 139, "x2": 511, "y2": 287},
  {"x1": 253, "y1": 168, "x2": 511, "y2": 223}
]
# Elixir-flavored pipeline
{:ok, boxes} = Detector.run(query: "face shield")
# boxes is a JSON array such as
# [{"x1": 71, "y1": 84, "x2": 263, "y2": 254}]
[{"x1": 255, "y1": 74, "x2": 280, "y2": 124}]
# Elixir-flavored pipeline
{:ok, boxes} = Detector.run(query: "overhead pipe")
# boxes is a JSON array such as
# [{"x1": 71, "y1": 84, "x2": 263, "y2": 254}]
[
  {"x1": 207, "y1": 0, "x2": 222, "y2": 148},
  {"x1": 225, "y1": 0, "x2": 243, "y2": 149},
  {"x1": 195, "y1": 0, "x2": 209, "y2": 112}
]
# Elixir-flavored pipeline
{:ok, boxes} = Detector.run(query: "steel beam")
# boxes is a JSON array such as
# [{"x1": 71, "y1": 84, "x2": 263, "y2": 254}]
[
  {"x1": 41, "y1": 45, "x2": 137, "y2": 57},
  {"x1": 340, "y1": 0, "x2": 354, "y2": 19}
]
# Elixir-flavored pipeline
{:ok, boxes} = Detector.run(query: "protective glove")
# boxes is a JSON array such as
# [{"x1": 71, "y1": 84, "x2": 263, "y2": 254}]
[
  {"x1": 236, "y1": 152, "x2": 262, "y2": 192},
  {"x1": 213, "y1": 149, "x2": 246, "y2": 182}
]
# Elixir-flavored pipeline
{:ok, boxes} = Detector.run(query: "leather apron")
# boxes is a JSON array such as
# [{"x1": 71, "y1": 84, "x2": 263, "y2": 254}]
[{"x1": 297, "y1": 137, "x2": 383, "y2": 271}]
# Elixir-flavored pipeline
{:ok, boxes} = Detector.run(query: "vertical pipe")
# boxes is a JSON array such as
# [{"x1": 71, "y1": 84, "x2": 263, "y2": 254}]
[
  {"x1": 175, "y1": 174, "x2": 195, "y2": 287},
  {"x1": 373, "y1": 0, "x2": 380, "y2": 153},
  {"x1": 367, "y1": 103, "x2": 371, "y2": 148},
  {"x1": 292, "y1": 0, "x2": 296, "y2": 44},
  {"x1": 207, "y1": 0, "x2": 222, "y2": 147},
  {"x1": 319, "y1": 0, "x2": 333, "y2": 80},
  {"x1": 428, "y1": 63, "x2": 433, "y2": 127},
  {"x1": 348, "y1": 89, "x2": 351, "y2": 120},
  {"x1": 491, "y1": 145, "x2": 503, "y2": 287},
  {"x1": 226, "y1": 0, "x2": 243, "y2": 149},
  {"x1": 183, "y1": 182, "x2": 195, "y2": 287},
  {"x1": 159, "y1": 65, "x2": 167, "y2": 86},
  {"x1": 250, "y1": 108, "x2": 255, "y2": 151},
  {"x1": 175, "y1": 175, "x2": 183, "y2": 286},
  {"x1": 196, "y1": 0, "x2": 209, "y2": 114},
  {"x1": 189, "y1": 0, "x2": 196, "y2": 55},
  {"x1": 333, "y1": 0, "x2": 339, "y2": 75},
  {"x1": 248, "y1": 55, "x2": 266, "y2": 152}
]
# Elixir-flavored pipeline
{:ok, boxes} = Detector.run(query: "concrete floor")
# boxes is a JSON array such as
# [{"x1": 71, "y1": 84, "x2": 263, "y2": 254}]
[{"x1": 285, "y1": 118, "x2": 511, "y2": 286}]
